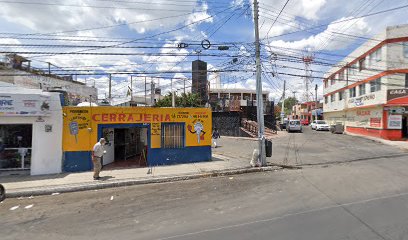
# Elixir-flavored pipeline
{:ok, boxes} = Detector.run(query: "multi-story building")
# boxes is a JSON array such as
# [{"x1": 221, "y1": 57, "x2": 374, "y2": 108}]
[
  {"x1": 292, "y1": 101, "x2": 323, "y2": 125},
  {"x1": 323, "y1": 24, "x2": 408, "y2": 140}
]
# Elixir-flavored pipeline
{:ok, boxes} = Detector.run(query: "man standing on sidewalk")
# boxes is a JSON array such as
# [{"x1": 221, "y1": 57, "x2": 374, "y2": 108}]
[{"x1": 92, "y1": 138, "x2": 106, "y2": 180}]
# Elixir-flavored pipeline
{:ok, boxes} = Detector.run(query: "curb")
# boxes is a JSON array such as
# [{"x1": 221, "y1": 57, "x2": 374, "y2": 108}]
[
  {"x1": 345, "y1": 132, "x2": 408, "y2": 151},
  {"x1": 5, "y1": 166, "x2": 281, "y2": 198}
]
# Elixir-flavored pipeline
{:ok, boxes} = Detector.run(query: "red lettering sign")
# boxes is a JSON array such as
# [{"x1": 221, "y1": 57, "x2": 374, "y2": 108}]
[{"x1": 91, "y1": 113, "x2": 172, "y2": 123}]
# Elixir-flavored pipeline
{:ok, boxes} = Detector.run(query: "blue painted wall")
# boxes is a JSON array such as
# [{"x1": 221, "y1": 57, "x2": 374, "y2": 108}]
[
  {"x1": 148, "y1": 146, "x2": 211, "y2": 166},
  {"x1": 63, "y1": 151, "x2": 92, "y2": 172}
]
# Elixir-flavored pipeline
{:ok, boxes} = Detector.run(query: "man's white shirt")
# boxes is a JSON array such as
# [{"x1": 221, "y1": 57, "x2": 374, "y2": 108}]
[{"x1": 93, "y1": 142, "x2": 104, "y2": 158}]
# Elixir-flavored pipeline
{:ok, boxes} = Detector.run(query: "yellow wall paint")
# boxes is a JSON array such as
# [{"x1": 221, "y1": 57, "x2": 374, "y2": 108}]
[{"x1": 63, "y1": 107, "x2": 212, "y2": 151}]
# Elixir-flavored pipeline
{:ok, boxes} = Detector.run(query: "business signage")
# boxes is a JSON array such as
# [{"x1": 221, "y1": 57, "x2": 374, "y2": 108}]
[
  {"x1": 388, "y1": 114, "x2": 402, "y2": 129},
  {"x1": 0, "y1": 94, "x2": 50, "y2": 116},
  {"x1": 387, "y1": 89, "x2": 408, "y2": 101},
  {"x1": 348, "y1": 94, "x2": 375, "y2": 106}
]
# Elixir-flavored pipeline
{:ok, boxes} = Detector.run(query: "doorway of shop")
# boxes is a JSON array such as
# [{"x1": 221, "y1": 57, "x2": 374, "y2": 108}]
[
  {"x1": 403, "y1": 115, "x2": 408, "y2": 139},
  {"x1": 98, "y1": 124, "x2": 149, "y2": 170}
]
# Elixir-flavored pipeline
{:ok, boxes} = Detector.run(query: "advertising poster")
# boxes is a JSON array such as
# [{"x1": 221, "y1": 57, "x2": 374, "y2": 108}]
[
  {"x1": 0, "y1": 94, "x2": 50, "y2": 116},
  {"x1": 388, "y1": 114, "x2": 402, "y2": 129}
]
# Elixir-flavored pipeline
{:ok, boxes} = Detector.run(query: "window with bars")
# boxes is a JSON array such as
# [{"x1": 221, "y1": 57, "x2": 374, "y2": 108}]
[{"x1": 161, "y1": 123, "x2": 185, "y2": 148}]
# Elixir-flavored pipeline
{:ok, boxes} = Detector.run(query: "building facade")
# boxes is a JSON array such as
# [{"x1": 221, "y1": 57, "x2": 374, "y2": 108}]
[
  {"x1": 0, "y1": 56, "x2": 97, "y2": 105},
  {"x1": 62, "y1": 107, "x2": 212, "y2": 172},
  {"x1": 0, "y1": 82, "x2": 63, "y2": 175},
  {"x1": 323, "y1": 24, "x2": 408, "y2": 140}
]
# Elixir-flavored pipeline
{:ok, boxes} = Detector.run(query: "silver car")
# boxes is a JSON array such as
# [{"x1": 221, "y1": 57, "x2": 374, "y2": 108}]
[{"x1": 286, "y1": 120, "x2": 303, "y2": 133}]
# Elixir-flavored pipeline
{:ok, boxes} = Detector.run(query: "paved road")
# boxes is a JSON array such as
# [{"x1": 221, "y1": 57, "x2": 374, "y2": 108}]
[
  {"x1": 214, "y1": 127, "x2": 407, "y2": 166},
  {"x1": 2, "y1": 151, "x2": 408, "y2": 240},
  {"x1": 2, "y1": 130, "x2": 408, "y2": 239}
]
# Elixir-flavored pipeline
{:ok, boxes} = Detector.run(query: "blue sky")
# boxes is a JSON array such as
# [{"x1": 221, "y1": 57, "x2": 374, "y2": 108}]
[{"x1": 0, "y1": 0, "x2": 407, "y2": 104}]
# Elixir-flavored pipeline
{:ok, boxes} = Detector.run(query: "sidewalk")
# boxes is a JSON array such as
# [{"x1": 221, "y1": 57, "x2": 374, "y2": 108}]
[
  {"x1": 0, "y1": 153, "x2": 280, "y2": 198},
  {"x1": 345, "y1": 132, "x2": 408, "y2": 151}
]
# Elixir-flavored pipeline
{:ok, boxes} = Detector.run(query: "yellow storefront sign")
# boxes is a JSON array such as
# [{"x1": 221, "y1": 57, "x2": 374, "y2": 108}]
[{"x1": 63, "y1": 107, "x2": 212, "y2": 151}]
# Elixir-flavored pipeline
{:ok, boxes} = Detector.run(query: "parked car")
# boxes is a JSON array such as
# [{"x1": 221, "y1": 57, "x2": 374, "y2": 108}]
[
  {"x1": 287, "y1": 120, "x2": 303, "y2": 133},
  {"x1": 310, "y1": 120, "x2": 317, "y2": 130},
  {"x1": 280, "y1": 118, "x2": 288, "y2": 130},
  {"x1": 315, "y1": 120, "x2": 330, "y2": 131}
]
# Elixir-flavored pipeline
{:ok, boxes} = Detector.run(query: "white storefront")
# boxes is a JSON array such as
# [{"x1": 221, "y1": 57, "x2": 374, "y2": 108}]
[{"x1": 0, "y1": 82, "x2": 62, "y2": 175}]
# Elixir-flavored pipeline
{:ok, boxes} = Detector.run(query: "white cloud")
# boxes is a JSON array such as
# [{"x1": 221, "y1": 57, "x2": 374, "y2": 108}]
[
  {"x1": 268, "y1": 17, "x2": 371, "y2": 51},
  {"x1": 186, "y1": 2, "x2": 213, "y2": 31},
  {"x1": 0, "y1": 0, "x2": 207, "y2": 35}
]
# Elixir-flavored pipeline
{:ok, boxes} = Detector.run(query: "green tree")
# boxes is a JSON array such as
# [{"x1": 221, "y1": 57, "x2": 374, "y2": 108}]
[
  {"x1": 278, "y1": 97, "x2": 298, "y2": 115},
  {"x1": 155, "y1": 92, "x2": 202, "y2": 107}
]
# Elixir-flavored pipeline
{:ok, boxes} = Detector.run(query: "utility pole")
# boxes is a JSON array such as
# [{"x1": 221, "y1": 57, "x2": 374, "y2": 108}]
[
  {"x1": 151, "y1": 78, "x2": 155, "y2": 106},
  {"x1": 130, "y1": 76, "x2": 133, "y2": 101},
  {"x1": 315, "y1": 84, "x2": 318, "y2": 121},
  {"x1": 48, "y1": 62, "x2": 51, "y2": 75},
  {"x1": 253, "y1": 0, "x2": 266, "y2": 166},
  {"x1": 108, "y1": 74, "x2": 112, "y2": 103},
  {"x1": 183, "y1": 78, "x2": 186, "y2": 95},
  {"x1": 144, "y1": 76, "x2": 147, "y2": 105},
  {"x1": 281, "y1": 80, "x2": 286, "y2": 124}
]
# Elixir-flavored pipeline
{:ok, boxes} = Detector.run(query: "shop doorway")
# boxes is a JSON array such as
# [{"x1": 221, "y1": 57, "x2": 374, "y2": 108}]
[
  {"x1": 100, "y1": 125, "x2": 148, "y2": 169},
  {"x1": 403, "y1": 115, "x2": 408, "y2": 138},
  {"x1": 0, "y1": 124, "x2": 32, "y2": 170}
]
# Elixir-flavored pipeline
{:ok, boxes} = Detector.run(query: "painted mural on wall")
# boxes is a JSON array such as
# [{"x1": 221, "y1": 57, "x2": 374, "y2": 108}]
[
  {"x1": 62, "y1": 107, "x2": 212, "y2": 152},
  {"x1": 347, "y1": 107, "x2": 383, "y2": 128}
]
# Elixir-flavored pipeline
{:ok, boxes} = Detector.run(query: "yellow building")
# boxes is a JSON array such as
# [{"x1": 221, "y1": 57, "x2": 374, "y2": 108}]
[{"x1": 62, "y1": 107, "x2": 212, "y2": 172}]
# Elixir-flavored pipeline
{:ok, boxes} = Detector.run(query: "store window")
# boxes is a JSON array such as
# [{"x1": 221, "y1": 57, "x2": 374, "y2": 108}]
[
  {"x1": 161, "y1": 123, "x2": 185, "y2": 148},
  {"x1": 370, "y1": 78, "x2": 381, "y2": 92},
  {"x1": 359, "y1": 83, "x2": 366, "y2": 96},
  {"x1": 0, "y1": 124, "x2": 32, "y2": 170}
]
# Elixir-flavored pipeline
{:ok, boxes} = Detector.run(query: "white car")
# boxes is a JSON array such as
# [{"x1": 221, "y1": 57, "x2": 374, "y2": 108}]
[
  {"x1": 310, "y1": 120, "x2": 317, "y2": 130},
  {"x1": 315, "y1": 120, "x2": 330, "y2": 131}
]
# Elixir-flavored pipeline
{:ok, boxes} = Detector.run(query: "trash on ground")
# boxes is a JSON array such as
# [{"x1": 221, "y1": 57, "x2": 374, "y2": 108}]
[
  {"x1": 110, "y1": 196, "x2": 114, "y2": 201},
  {"x1": 51, "y1": 192, "x2": 60, "y2": 196},
  {"x1": 25, "y1": 204, "x2": 34, "y2": 209}
]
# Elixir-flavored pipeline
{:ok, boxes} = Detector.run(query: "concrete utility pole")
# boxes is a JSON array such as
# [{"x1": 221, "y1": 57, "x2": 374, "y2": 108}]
[
  {"x1": 281, "y1": 80, "x2": 286, "y2": 124},
  {"x1": 108, "y1": 74, "x2": 112, "y2": 103},
  {"x1": 48, "y1": 62, "x2": 51, "y2": 75},
  {"x1": 130, "y1": 76, "x2": 133, "y2": 101},
  {"x1": 151, "y1": 78, "x2": 155, "y2": 106},
  {"x1": 144, "y1": 76, "x2": 147, "y2": 105},
  {"x1": 315, "y1": 84, "x2": 318, "y2": 121},
  {"x1": 253, "y1": 0, "x2": 266, "y2": 166}
]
